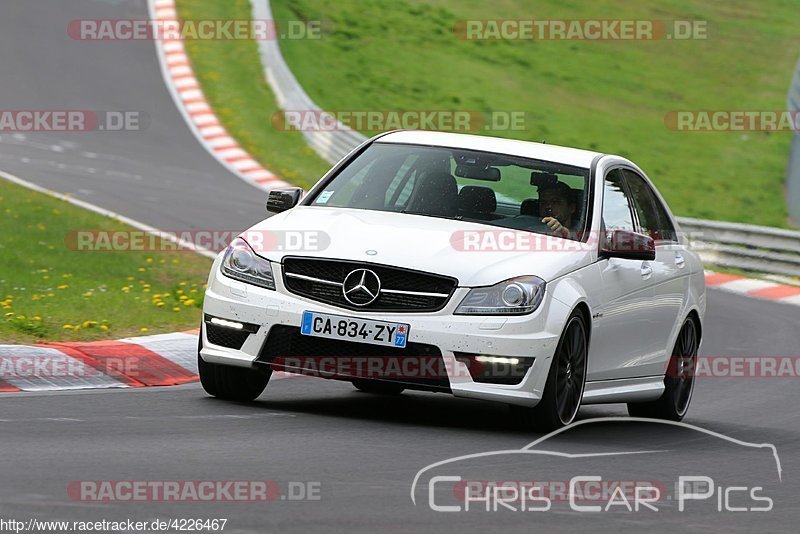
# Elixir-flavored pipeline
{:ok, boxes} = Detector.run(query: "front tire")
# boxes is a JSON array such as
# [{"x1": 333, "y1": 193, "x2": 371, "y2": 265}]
[
  {"x1": 514, "y1": 310, "x2": 588, "y2": 432},
  {"x1": 198, "y1": 338, "x2": 270, "y2": 402},
  {"x1": 627, "y1": 317, "x2": 698, "y2": 421}
]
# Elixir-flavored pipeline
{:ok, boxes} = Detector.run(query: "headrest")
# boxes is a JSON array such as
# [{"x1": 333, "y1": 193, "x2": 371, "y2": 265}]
[{"x1": 458, "y1": 186, "x2": 496, "y2": 214}]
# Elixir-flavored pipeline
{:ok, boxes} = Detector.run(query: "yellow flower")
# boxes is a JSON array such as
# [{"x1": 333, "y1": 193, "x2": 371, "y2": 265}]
[
  {"x1": 176, "y1": 290, "x2": 184, "y2": 295},
  {"x1": 179, "y1": 282, "x2": 187, "y2": 287},
  {"x1": 33, "y1": 316, "x2": 41, "y2": 321},
  {"x1": 137, "y1": 267, "x2": 146, "y2": 272},
  {"x1": 100, "y1": 325, "x2": 108, "y2": 331},
  {"x1": 16, "y1": 315, "x2": 25, "y2": 320},
  {"x1": 172, "y1": 307, "x2": 181, "y2": 312},
  {"x1": 47, "y1": 292, "x2": 55, "y2": 297},
  {"x1": 127, "y1": 276, "x2": 134, "y2": 281},
  {"x1": 82, "y1": 292, "x2": 93, "y2": 297},
  {"x1": 171, "y1": 259, "x2": 179, "y2": 264},
  {"x1": 63, "y1": 324, "x2": 74, "y2": 329},
  {"x1": 146, "y1": 258, "x2": 153, "y2": 263},
  {"x1": 189, "y1": 289, "x2": 198, "y2": 294},
  {"x1": 4, "y1": 312, "x2": 14, "y2": 317},
  {"x1": 82, "y1": 320, "x2": 98, "y2": 328},
  {"x1": 179, "y1": 295, "x2": 188, "y2": 301},
  {"x1": 140, "y1": 327, "x2": 149, "y2": 333},
  {"x1": 156, "y1": 302, "x2": 165, "y2": 307},
  {"x1": 57, "y1": 284, "x2": 68, "y2": 290},
  {"x1": 183, "y1": 299, "x2": 195, "y2": 306},
  {"x1": 143, "y1": 288, "x2": 151, "y2": 293},
  {"x1": 121, "y1": 286, "x2": 130, "y2": 292}
]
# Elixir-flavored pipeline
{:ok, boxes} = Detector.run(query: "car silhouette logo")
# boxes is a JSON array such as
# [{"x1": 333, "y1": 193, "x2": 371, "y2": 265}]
[{"x1": 342, "y1": 269, "x2": 381, "y2": 306}]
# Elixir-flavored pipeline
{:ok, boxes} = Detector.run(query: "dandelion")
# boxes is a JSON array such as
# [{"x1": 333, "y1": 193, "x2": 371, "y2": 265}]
[
  {"x1": 146, "y1": 258, "x2": 153, "y2": 263},
  {"x1": 140, "y1": 327, "x2": 149, "y2": 333},
  {"x1": 33, "y1": 316, "x2": 41, "y2": 321},
  {"x1": 82, "y1": 291, "x2": 93, "y2": 297},
  {"x1": 156, "y1": 302, "x2": 165, "y2": 307},
  {"x1": 63, "y1": 324, "x2": 74, "y2": 330},
  {"x1": 179, "y1": 282, "x2": 187, "y2": 287},
  {"x1": 127, "y1": 276, "x2": 134, "y2": 281},
  {"x1": 173, "y1": 306, "x2": 181, "y2": 312},
  {"x1": 137, "y1": 267, "x2": 146, "y2": 272},
  {"x1": 183, "y1": 299, "x2": 195, "y2": 306},
  {"x1": 179, "y1": 295, "x2": 188, "y2": 301},
  {"x1": 57, "y1": 284, "x2": 68, "y2": 290},
  {"x1": 16, "y1": 315, "x2": 25, "y2": 320},
  {"x1": 121, "y1": 286, "x2": 130, "y2": 292},
  {"x1": 4, "y1": 312, "x2": 14, "y2": 317},
  {"x1": 47, "y1": 292, "x2": 55, "y2": 297},
  {"x1": 100, "y1": 325, "x2": 108, "y2": 331}
]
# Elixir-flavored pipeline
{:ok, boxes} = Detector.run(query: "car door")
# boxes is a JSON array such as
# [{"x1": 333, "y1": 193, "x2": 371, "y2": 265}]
[
  {"x1": 622, "y1": 169, "x2": 689, "y2": 376},
  {"x1": 588, "y1": 169, "x2": 658, "y2": 381}
]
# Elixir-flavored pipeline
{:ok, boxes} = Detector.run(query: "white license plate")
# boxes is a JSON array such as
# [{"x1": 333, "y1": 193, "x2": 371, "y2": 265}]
[{"x1": 300, "y1": 311, "x2": 409, "y2": 348}]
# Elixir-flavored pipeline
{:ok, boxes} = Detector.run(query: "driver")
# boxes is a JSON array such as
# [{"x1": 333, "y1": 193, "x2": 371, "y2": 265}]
[{"x1": 538, "y1": 181, "x2": 578, "y2": 238}]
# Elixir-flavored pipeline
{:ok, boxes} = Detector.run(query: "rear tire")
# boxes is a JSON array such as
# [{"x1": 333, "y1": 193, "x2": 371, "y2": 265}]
[
  {"x1": 198, "y1": 337, "x2": 270, "y2": 402},
  {"x1": 627, "y1": 317, "x2": 698, "y2": 421},
  {"x1": 513, "y1": 310, "x2": 588, "y2": 432},
  {"x1": 352, "y1": 379, "x2": 405, "y2": 395}
]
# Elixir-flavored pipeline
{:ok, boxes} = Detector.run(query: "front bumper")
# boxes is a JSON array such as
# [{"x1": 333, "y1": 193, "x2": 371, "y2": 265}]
[{"x1": 200, "y1": 256, "x2": 567, "y2": 407}]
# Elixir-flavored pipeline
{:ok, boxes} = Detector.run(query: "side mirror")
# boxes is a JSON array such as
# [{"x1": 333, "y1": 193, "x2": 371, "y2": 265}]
[
  {"x1": 266, "y1": 188, "x2": 303, "y2": 214},
  {"x1": 600, "y1": 230, "x2": 656, "y2": 261}
]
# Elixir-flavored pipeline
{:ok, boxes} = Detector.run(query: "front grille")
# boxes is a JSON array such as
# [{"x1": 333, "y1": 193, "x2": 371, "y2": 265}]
[
  {"x1": 205, "y1": 323, "x2": 250, "y2": 349},
  {"x1": 255, "y1": 325, "x2": 450, "y2": 391},
  {"x1": 282, "y1": 257, "x2": 457, "y2": 312}
]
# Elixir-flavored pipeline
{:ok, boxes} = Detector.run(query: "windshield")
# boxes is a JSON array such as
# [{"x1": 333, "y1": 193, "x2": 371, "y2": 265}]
[{"x1": 305, "y1": 142, "x2": 591, "y2": 241}]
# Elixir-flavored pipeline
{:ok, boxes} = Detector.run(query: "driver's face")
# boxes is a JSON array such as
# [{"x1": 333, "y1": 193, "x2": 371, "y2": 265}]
[{"x1": 539, "y1": 190, "x2": 575, "y2": 224}]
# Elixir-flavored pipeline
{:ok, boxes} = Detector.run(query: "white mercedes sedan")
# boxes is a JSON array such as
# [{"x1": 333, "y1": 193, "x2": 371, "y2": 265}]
[{"x1": 199, "y1": 130, "x2": 706, "y2": 431}]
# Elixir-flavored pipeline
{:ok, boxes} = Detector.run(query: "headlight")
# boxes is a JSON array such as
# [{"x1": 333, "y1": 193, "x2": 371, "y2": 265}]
[
  {"x1": 220, "y1": 237, "x2": 275, "y2": 290},
  {"x1": 455, "y1": 276, "x2": 545, "y2": 315}
]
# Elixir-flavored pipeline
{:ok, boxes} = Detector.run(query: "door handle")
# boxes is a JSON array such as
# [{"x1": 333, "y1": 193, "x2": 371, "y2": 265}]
[
  {"x1": 641, "y1": 262, "x2": 653, "y2": 278},
  {"x1": 675, "y1": 253, "x2": 686, "y2": 268}
]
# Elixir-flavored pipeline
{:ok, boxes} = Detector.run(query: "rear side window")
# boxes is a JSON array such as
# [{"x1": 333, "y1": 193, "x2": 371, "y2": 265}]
[
  {"x1": 602, "y1": 170, "x2": 635, "y2": 232},
  {"x1": 622, "y1": 170, "x2": 677, "y2": 242}
]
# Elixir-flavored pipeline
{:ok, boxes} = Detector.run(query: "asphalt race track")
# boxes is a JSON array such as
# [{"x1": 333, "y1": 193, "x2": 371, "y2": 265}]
[{"x1": 1, "y1": 1, "x2": 799, "y2": 532}]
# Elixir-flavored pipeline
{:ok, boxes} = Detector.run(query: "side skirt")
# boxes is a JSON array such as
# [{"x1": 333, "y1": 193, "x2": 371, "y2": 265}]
[{"x1": 582, "y1": 376, "x2": 665, "y2": 404}]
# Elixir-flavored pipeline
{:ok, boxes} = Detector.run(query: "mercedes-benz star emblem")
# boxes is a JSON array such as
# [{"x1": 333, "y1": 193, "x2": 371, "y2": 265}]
[{"x1": 342, "y1": 269, "x2": 381, "y2": 306}]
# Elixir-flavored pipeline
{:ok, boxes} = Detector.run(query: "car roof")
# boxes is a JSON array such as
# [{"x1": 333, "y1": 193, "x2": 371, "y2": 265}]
[{"x1": 377, "y1": 130, "x2": 603, "y2": 169}]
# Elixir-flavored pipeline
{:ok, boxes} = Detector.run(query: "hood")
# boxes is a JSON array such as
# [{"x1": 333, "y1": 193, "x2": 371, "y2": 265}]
[{"x1": 244, "y1": 207, "x2": 593, "y2": 286}]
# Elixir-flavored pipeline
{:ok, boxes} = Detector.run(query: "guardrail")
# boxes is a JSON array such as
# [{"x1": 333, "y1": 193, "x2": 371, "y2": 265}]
[
  {"x1": 250, "y1": 0, "x2": 799, "y2": 277},
  {"x1": 251, "y1": 0, "x2": 366, "y2": 165},
  {"x1": 678, "y1": 217, "x2": 800, "y2": 277}
]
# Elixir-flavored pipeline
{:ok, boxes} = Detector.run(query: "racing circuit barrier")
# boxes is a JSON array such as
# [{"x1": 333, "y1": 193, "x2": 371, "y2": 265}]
[
  {"x1": 677, "y1": 217, "x2": 800, "y2": 277},
  {"x1": 250, "y1": 0, "x2": 800, "y2": 277}
]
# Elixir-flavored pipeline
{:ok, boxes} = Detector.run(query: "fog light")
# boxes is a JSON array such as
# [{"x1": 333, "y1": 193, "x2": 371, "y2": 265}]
[
  {"x1": 210, "y1": 317, "x2": 244, "y2": 330},
  {"x1": 475, "y1": 355, "x2": 520, "y2": 365}
]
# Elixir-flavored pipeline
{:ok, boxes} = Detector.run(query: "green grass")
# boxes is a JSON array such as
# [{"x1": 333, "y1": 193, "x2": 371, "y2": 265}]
[
  {"x1": 175, "y1": 0, "x2": 331, "y2": 189},
  {"x1": 0, "y1": 179, "x2": 212, "y2": 344},
  {"x1": 179, "y1": 0, "x2": 800, "y2": 227}
]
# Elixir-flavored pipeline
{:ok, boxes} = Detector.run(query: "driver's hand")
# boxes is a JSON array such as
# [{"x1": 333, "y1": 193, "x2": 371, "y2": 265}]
[{"x1": 542, "y1": 217, "x2": 569, "y2": 237}]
